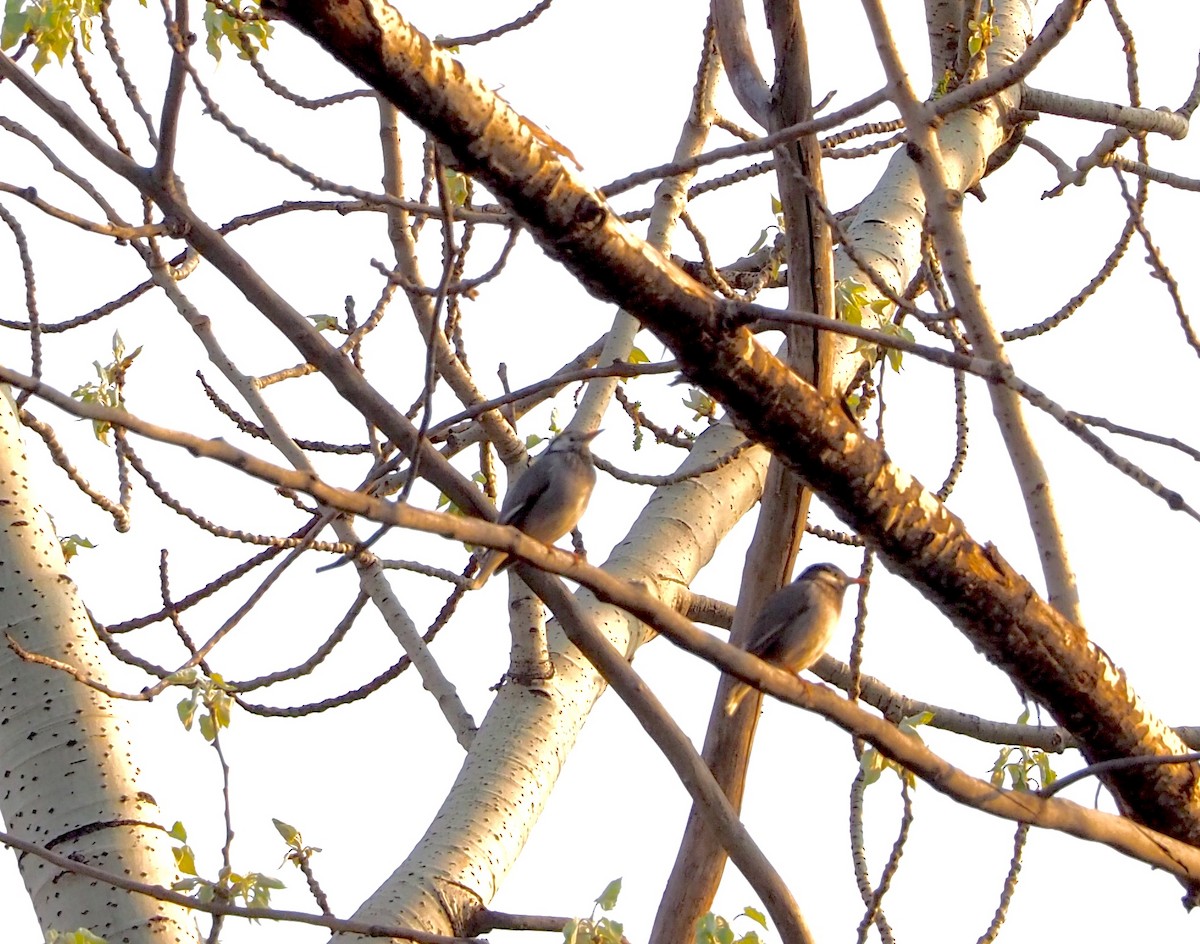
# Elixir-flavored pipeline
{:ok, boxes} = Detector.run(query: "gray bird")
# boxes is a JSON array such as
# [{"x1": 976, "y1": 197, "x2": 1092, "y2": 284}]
[
  {"x1": 470, "y1": 428, "x2": 601, "y2": 589},
  {"x1": 724, "y1": 563, "x2": 865, "y2": 715}
]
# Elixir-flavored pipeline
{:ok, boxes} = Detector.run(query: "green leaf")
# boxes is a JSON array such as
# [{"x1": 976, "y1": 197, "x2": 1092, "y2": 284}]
[
  {"x1": 884, "y1": 324, "x2": 915, "y2": 372},
  {"x1": 272, "y1": 818, "x2": 300, "y2": 844},
  {"x1": 562, "y1": 918, "x2": 580, "y2": 944},
  {"x1": 990, "y1": 746, "x2": 1012, "y2": 787},
  {"x1": 4, "y1": 0, "x2": 102, "y2": 70},
  {"x1": 202, "y1": 0, "x2": 271, "y2": 61},
  {"x1": 933, "y1": 69, "x2": 953, "y2": 98},
  {"x1": 988, "y1": 715, "x2": 1059, "y2": 791},
  {"x1": 172, "y1": 843, "x2": 197, "y2": 876},
  {"x1": 746, "y1": 226, "x2": 771, "y2": 255},
  {"x1": 307, "y1": 314, "x2": 340, "y2": 331},
  {"x1": 595, "y1": 877, "x2": 622, "y2": 911},
  {"x1": 742, "y1": 907, "x2": 767, "y2": 929},
  {"x1": 443, "y1": 168, "x2": 470, "y2": 207},
  {"x1": 177, "y1": 697, "x2": 197, "y2": 731},
  {"x1": 47, "y1": 930, "x2": 110, "y2": 944},
  {"x1": 898, "y1": 710, "x2": 933, "y2": 737},
  {"x1": 627, "y1": 347, "x2": 649, "y2": 365},
  {"x1": 860, "y1": 739, "x2": 916, "y2": 787},
  {"x1": 681, "y1": 387, "x2": 715, "y2": 422},
  {"x1": 60, "y1": 534, "x2": 95, "y2": 561},
  {"x1": 859, "y1": 746, "x2": 884, "y2": 786},
  {"x1": 1038, "y1": 752, "x2": 1058, "y2": 787},
  {"x1": 209, "y1": 691, "x2": 232, "y2": 731},
  {"x1": 71, "y1": 333, "x2": 142, "y2": 443},
  {"x1": 2, "y1": 0, "x2": 30, "y2": 50},
  {"x1": 834, "y1": 276, "x2": 868, "y2": 322}
]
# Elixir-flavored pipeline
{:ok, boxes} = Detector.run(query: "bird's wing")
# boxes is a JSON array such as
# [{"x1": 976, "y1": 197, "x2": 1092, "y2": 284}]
[
  {"x1": 498, "y1": 465, "x2": 553, "y2": 528},
  {"x1": 746, "y1": 590, "x2": 814, "y2": 659}
]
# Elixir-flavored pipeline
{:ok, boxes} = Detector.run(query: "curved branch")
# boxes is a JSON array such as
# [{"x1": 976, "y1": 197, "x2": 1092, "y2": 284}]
[{"x1": 711, "y1": 0, "x2": 771, "y2": 126}]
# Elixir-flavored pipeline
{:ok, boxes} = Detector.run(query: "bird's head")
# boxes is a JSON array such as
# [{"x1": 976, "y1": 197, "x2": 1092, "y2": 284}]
[
  {"x1": 547, "y1": 428, "x2": 601, "y2": 454},
  {"x1": 798, "y1": 562, "x2": 866, "y2": 592}
]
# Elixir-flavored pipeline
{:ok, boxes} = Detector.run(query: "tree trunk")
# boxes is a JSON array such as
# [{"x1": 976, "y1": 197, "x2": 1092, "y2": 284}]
[{"x1": 0, "y1": 388, "x2": 199, "y2": 943}]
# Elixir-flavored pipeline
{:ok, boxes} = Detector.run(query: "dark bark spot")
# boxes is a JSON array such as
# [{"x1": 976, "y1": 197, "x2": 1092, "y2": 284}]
[{"x1": 571, "y1": 195, "x2": 605, "y2": 230}]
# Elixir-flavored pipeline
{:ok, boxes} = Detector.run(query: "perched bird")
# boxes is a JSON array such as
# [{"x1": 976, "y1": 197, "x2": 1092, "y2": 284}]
[
  {"x1": 470, "y1": 429, "x2": 601, "y2": 589},
  {"x1": 724, "y1": 563, "x2": 865, "y2": 715}
]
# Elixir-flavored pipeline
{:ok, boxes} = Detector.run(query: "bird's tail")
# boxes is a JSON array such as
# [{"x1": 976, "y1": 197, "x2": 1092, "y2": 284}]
[
  {"x1": 724, "y1": 682, "x2": 753, "y2": 716},
  {"x1": 468, "y1": 549, "x2": 509, "y2": 590}
]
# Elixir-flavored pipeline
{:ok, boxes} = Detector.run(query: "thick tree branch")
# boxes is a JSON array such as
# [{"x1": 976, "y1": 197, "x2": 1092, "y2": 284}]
[{"x1": 1022, "y1": 85, "x2": 1190, "y2": 139}]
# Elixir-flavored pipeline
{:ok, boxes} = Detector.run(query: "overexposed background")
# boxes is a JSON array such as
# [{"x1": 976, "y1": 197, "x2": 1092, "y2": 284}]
[{"x1": 2, "y1": 1, "x2": 1199, "y2": 941}]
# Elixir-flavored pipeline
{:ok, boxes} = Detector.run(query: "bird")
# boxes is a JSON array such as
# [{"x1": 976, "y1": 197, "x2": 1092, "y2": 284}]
[
  {"x1": 724, "y1": 563, "x2": 865, "y2": 716},
  {"x1": 470, "y1": 428, "x2": 601, "y2": 589}
]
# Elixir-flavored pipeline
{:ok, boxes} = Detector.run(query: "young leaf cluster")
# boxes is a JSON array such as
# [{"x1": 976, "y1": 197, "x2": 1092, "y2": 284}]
[
  {"x1": 70, "y1": 332, "x2": 142, "y2": 445},
  {"x1": 835, "y1": 277, "x2": 913, "y2": 372},
  {"x1": 1, "y1": 0, "x2": 106, "y2": 72},
  {"x1": 989, "y1": 709, "x2": 1059, "y2": 791},
  {"x1": 273, "y1": 817, "x2": 322, "y2": 867},
  {"x1": 169, "y1": 822, "x2": 285, "y2": 911},
  {"x1": 694, "y1": 906, "x2": 769, "y2": 944},
  {"x1": 859, "y1": 710, "x2": 933, "y2": 787},
  {"x1": 201, "y1": 0, "x2": 271, "y2": 61},
  {"x1": 172, "y1": 669, "x2": 234, "y2": 743},
  {"x1": 563, "y1": 879, "x2": 625, "y2": 944}
]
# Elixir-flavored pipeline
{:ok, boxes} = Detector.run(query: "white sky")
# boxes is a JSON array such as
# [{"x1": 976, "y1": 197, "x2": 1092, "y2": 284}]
[{"x1": 2, "y1": 1, "x2": 1200, "y2": 942}]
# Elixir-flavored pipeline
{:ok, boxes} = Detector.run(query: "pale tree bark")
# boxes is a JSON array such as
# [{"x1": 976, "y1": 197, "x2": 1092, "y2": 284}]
[{"x1": 0, "y1": 387, "x2": 199, "y2": 943}]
